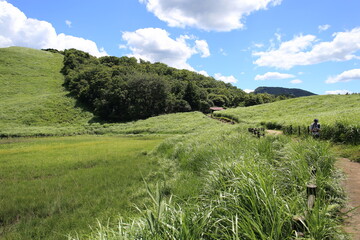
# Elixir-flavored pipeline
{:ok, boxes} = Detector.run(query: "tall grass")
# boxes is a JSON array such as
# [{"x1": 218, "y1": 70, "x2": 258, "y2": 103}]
[
  {"x1": 71, "y1": 127, "x2": 346, "y2": 239},
  {"x1": 0, "y1": 135, "x2": 164, "y2": 239}
]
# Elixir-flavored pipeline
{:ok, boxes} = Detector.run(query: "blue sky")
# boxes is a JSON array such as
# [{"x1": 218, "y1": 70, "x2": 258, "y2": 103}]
[{"x1": 1, "y1": 0, "x2": 360, "y2": 94}]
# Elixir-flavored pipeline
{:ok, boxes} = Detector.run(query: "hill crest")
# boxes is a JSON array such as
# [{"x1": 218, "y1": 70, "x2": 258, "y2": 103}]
[{"x1": 254, "y1": 86, "x2": 316, "y2": 97}]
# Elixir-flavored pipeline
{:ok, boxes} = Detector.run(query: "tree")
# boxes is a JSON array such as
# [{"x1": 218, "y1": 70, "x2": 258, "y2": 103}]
[
  {"x1": 127, "y1": 73, "x2": 169, "y2": 120},
  {"x1": 183, "y1": 81, "x2": 201, "y2": 111}
]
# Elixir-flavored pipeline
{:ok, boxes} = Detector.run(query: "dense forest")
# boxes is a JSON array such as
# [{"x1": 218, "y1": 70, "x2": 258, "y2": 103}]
[{"x1": 48, "y1": 49, "x2": 289, "y2": 121}]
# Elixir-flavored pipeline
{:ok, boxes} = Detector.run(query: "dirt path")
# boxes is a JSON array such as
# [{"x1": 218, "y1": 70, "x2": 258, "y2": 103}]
[
  {"x1": 265, "y1": 129, "x2": 283, "y2": 135},
  {"x1": 336, "y1": 158, "x2": 360, "y2": 240}
]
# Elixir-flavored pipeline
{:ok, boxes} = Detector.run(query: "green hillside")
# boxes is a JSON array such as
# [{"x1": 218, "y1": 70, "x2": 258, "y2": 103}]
[
  {"x1": 0, "y1": 47, "x2": 352, "y2": 240},
  {"x1": 215, "y1": 94, "x2": 360, "y2": 143},
  {"x1": 0, "y1": 47, "x2": 225, "y2": 137},
  {"x1": 215, "y1": 94, "x2": 360, "y2": 125},
  {"x1": 0, "y1": 47, "x2": 93, "y2": 129}
]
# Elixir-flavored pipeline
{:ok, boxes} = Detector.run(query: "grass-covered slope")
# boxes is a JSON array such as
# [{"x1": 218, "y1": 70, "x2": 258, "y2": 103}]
[
  {"x1": 0, "y1": 47, "x2": 224, "y2": 137},
  {"x1": 216, "y1": 94, "x2": 360, "y2": 125},
  {"x1": 0, "y1": 47, "x2": 93, "y2": 130},
  {"x1": 215, "y1": 94, "x2": 360, "y2": 143}
]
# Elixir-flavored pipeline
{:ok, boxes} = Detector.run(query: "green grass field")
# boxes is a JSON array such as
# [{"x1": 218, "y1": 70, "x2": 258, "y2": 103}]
[
  {"x1": 0, "y1": 47, "x2": 94, "y2": 131},
  {"x1": 215, "y1": 94, "x2": 360, "y2": 126},
  {"x1": 0, "y1": 47, "x2": 223, "y2": 138},
  {"x1": 74, "y1": 127, "x2": 346, "y2": 240},
  {"x1": 0, "y1": 135, "x2": 165, "y2": 239},
  {"x1": 0, "y1": 46, "x2": 355, "y2": 239},
  {"x1": 215, "y1": 94, "x2": 360, "y2": 144}
]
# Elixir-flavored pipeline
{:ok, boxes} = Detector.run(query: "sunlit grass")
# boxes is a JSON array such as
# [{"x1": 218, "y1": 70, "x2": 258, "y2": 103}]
[
  {"x1": 215, "y1": 94, "x2": 360, "y2": 144},
  {"x1": 215, "y1": 94, "x2": 360, "y2": 125},
  {"x1": 0, "y1": 47, "x2": 93, "y2": 131},
  {"x1": 72, "y1": 127, "x2": 346, "y2": 239},
  {"x1": 0, "y1": 135, "x2": 164, "y2": 239}
]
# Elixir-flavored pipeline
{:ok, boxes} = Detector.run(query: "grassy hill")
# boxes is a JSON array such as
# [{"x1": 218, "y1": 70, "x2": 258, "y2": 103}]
[
  {"x1": 0, "y1": 47, "x2": 223, "y2": 137},
  {"x1": 0, "y1": 47, "x2": 351, "y2": 239},
  {"x1": 0, "y1": 47, "x2": 94, "y2": 129},
  {"x1": 215, "y1": 94, "x2": 360, "y2": 143},
  {"x1": 215, "y1": 94, "x2": 360, "y2": 125}
]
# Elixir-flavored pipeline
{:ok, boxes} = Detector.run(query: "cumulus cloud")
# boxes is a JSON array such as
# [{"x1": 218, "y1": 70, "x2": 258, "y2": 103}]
[
  {"x1": 0, "y1": 1, "x2": 107, "y2": 57},
  {"x1": 214, "y1": 73, "x2": 238, "y2": 83},
  {"x1": 244, "y1": 89, "x2": 254, "y2": 93},
  {"x1": 318, "y1": 24, "x2": 330, "y2": 32},
  {"x1": 253, "y1": 27, "x2": 360, "y2": 69},
  {"x1": 140, "y1": 0, "x2": 282, "y2": 31},
  {"x1": 197, "y1": 70, "x2": 209, "y2": 77},
  {"x1": 195, "y1": 40, "x2": 210, "y2": 58},
  {"x1": 325, "y1": 90, "x2": 352, "y2": 95},
  {"x1": 122, "y1": 28, "x2": 209, "y2": 71},
  {"x1": 290, "y1": 79, "x2": 303, "y2": 84},
  {"x1": 255, "y1": 72, "x2": 295, "y2": 81},
  {"x1": 325, "y1": 69, "x2": 360, "y2": 83}
]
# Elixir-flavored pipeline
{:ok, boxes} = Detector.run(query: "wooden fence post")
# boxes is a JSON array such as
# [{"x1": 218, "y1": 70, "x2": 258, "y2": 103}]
[
  {"x1": 292, "y1": 215, "x2": 306, "y2": 238},
  {"x1": 307, "y1": 184, "x2": 317, "y2": 209}
]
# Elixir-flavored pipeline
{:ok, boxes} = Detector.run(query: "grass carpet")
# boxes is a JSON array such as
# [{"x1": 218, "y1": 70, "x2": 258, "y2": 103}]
[{"x1": 0, "y1": 135, "x2": 164, "y2": 239}]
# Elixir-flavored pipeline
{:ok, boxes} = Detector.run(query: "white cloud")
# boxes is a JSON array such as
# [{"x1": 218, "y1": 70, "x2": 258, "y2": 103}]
[
  {"x1": 253, "y1": 43, "x2": 264, "y2": 48},
  {"x1": 122, "y1": 28, "x2": 209, "y2": 71},
  {"x1": 319, "y1": 24, "x2": 330, "y2": 32},
  {"x1": 275, "y1": 32, "x2": 282, "y2": 42},
  {"x1": 325, "y1": 90, "x2": 352, "y2": 95},
  {"x1": 65, "y1": 20, "x2": 72, "y2": 28},
  {"x1": 119, "y1": 44, "x2": 127, "y2": 49},
  {"x1": 253, "y1": 27, "x2": 360, "y2": 69},
  {"x1": 195, "y1": 40, "x2": 210, "y2": 58},
  {"x1": 244, "y1": 89, "x2": 254, "y2": 93},
  {"x1": 214, "y1": 73, "x2": 238, "y2": 83},
  {"x1": 255, "y1": 72, "x2": 295, "y2": 81},
  {"x1": 140, "y1": 0, "x2": 282, "y2": 31},
  {"x1": 290, "y1": 79, "x2": 303, "y2": 84},
  {"x1": 0, "y1": 1, "x2": 107, "y2": 57},
  {"x1": 197, "y1": 70, "x2": 209, "y2": 77},
  {"x1": 326, "y1": 69, "x2": 360, "y2": 83}
]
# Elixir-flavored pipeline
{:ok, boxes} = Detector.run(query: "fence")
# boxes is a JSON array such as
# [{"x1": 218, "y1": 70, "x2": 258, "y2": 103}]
[
  {"x1": 292, "y1": 167, "x2": 318, "y2": 239},
  {"x1": 264, "y1": 122, "x2": 360, "y2": 145},
  {"x1": 248, "y1": 128, "x2": 265, "y2": 138}
]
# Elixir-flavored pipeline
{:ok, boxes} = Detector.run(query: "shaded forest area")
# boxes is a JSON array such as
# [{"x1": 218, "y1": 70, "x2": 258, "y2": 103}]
[{"x1": 49, "y1": 49, "x2": 289, "y2": 122}]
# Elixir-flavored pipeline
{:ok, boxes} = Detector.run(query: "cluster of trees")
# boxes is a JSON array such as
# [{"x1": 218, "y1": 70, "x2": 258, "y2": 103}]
[{"x1": 53, "y1": 49, "x2": 289, "y2": 122}]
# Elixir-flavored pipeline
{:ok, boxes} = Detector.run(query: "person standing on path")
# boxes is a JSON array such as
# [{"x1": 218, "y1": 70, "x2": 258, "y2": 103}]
[{"x1": 310, "y1": 119, "x2": 321, "y2": 138}]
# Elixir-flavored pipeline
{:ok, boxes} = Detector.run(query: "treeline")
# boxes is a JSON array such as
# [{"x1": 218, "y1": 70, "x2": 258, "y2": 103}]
[{"x1": 49, "y1": 49, "x2": 289, "y2": 121}]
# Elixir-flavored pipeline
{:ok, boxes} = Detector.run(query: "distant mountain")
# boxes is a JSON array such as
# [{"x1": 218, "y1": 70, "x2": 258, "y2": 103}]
[{"x1": 254, "y1": 86, "x2": 316, "y2": 97}]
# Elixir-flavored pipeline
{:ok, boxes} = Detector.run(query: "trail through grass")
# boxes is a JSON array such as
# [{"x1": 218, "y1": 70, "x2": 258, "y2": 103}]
[{"x1": 73, "y1": 127, "x2": 347, "y2": 239}]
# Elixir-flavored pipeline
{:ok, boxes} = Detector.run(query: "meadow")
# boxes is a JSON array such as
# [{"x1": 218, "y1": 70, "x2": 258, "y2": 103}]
[
  {"x1": 215, "y1": 94, "x2": 360, "y2": 144},
  {"x1": 72, "y1": 126, "x2": 347, "y2": 240},
  {"x1": 0, "y1": 47, "x2": 224, "y2": 138},
  {"x1": 0, "y1": 46, "x2": 356, "y2": 239},
  {"x1": 0, "y1": 135, "x2": 165, "y2": 239},
  {"x1": 0, "y1": 47, "x2": 93, "y2": 132}
]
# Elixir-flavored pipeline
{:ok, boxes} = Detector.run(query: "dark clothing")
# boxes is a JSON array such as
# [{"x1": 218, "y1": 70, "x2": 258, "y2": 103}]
[{"x1": 310, "y1": 122, "x2": 320, "y2": 137}]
